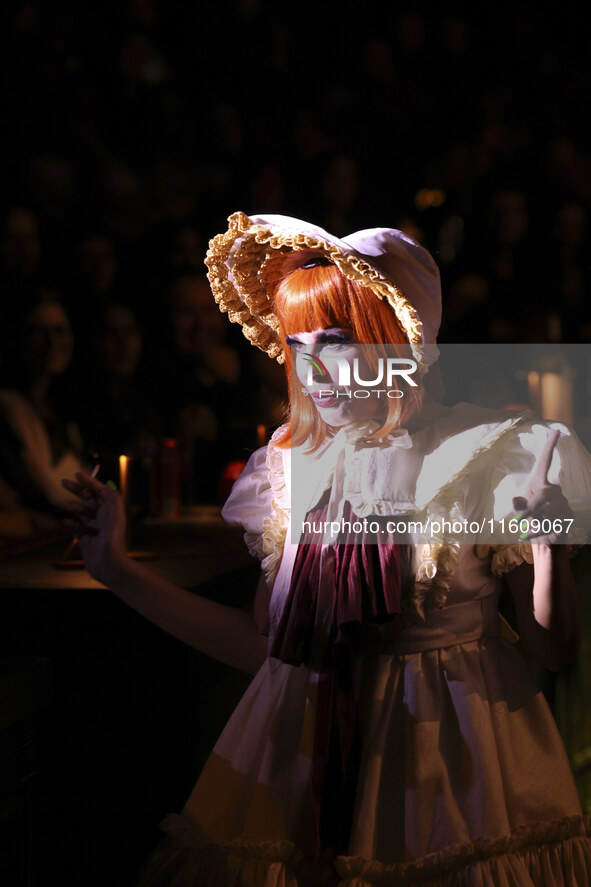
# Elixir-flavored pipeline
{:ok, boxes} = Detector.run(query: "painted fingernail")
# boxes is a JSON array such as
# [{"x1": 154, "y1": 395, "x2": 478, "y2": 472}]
[
  {"x1": 520, "y1": 532, "x2": 529, "y2": 541},
  {"x1": 514, "y1": 513, "x2": 523, "y2": 520},
  {"x1": 106, "y1": 480, "x2": 118, "y2": 491}
]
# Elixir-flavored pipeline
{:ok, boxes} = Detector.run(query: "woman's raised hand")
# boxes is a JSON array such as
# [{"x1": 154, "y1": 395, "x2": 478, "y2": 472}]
[
  {"x1": 512, "y1": 430, "x2": 574, "y2": 544},
  {"x1": 61, "y1": 472, "x2": 127, "y2": 582}
]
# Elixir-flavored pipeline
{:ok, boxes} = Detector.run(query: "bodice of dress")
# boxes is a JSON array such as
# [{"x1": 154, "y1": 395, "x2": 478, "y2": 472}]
[{"x1": 222, "y1": 402, "x2": 591, "y2": 647}]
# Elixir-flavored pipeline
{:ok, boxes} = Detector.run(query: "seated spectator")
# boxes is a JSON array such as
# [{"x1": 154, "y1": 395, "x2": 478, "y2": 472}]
[
  {"x1": 0, "y1": 291, "x2": 89, "y2": 511},
  {"x1": 76, "y1": 232, "x2": 119, "y2": 298},
  {"x1": 149, "y1": 270, "x2": 258, "y2": 502},
  {"x1": 0, "y1": 405, "x2": 70, "y2": 546},
  {"x1": 543, "y1": 202, "x2": 589, "y2": 340},
  {"x1": 0, "y1": 206, "x2": 43, "y2": 305},
  {"x1": 76, "y1": 300, "x2": 162, "y2": 501}
]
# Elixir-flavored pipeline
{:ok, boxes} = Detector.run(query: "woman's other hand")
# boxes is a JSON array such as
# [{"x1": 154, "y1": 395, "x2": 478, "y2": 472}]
[
  {"x1": 512, "y1": 429, "x2": 574, "y2": 544},
  {"x1": 61, "y1": 472, "x2": 127, "y2": 582},
  {"x1": 63, "y1": 471, "x2": 267, "y2": 672}
]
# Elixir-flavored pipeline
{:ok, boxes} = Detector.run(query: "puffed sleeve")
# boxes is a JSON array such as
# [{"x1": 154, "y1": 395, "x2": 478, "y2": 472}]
[
  {"x1": 484, "y1": 543, "x2": 535, "y2": 576},
  {"x1": 221, "y1": 446, "x2": 272, "y2": 561}
]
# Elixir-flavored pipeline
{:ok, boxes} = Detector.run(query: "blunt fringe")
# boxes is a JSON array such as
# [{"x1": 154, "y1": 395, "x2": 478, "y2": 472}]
[{"x1": 267, "y1": 251, "x2": 424, "y2": 451}]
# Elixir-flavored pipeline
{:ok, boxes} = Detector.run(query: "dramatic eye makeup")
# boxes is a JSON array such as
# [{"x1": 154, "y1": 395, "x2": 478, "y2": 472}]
[
  {"x1": 285, "y1": 329, "x2": 353, "y2": 347},
  {"x1": 284, "y1": 335, "x2": 304, "y2": 349}
]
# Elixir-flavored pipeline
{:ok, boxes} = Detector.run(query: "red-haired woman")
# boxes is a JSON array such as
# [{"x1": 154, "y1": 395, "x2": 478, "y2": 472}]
[{"x1": 64, "y1": 213, "x2": 591, "y2": 886}]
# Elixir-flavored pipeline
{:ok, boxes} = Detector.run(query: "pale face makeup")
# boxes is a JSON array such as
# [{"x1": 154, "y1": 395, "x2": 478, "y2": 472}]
[{"x1": 287, "y1": 327, "x2": 384, "y2": 427}]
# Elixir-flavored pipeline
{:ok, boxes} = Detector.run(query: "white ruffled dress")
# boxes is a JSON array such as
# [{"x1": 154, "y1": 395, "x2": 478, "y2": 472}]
[{"x1": 137, "y1": 405, "x2": 591, "y2": 886}]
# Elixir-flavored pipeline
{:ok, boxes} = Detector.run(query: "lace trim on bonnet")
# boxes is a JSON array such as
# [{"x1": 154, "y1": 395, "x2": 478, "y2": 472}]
[{"x1": 205, "y1": 211, "x2": 424, "y2": 364}]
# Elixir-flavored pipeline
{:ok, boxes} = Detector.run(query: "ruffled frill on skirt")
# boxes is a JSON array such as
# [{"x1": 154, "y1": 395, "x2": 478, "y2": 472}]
[
  {"x1": 135, "y1": 813, "x2": 591, "y2": 887},
  {"x1": 135, "y1": 812, "x2": 298, "y2": 887}
]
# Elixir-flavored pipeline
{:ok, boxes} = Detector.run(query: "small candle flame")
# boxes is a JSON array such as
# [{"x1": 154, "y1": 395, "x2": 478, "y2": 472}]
[{"x1": 119, "y1": 455, "x2": 129, "y2": 509}]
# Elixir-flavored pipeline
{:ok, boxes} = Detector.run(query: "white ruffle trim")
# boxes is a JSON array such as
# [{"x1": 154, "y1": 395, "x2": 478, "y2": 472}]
[
  {"x1": 138, "y1": 813, "x2": 591, "y2": 886},
  {"x1": 475, "y1": 543, "x2": 534, "y2": 576},
  {"x1": 335, "y1": 815, "x2": 591, "y2": 886},
  {"x1": 135, "y1": 812, "x2": 298, "y2": 887},
  {"x1": 260, "y1": 427, "x2": 291, "y2": 586}
]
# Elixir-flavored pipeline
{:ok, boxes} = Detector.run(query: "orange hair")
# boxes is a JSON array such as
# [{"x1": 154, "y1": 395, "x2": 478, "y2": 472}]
[{"x1": 266, "y1": 250, "x2": 424, "y2": 450}]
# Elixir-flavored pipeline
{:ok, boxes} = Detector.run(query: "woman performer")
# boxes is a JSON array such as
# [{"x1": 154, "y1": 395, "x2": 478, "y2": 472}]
[{"x1": 64, "y1": 211, "x2": 591, "y2": 885}]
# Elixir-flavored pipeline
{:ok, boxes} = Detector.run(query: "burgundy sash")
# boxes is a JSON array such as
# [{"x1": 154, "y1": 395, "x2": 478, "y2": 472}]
[{"x1": 271, "y1": 493, "x2": 406, "y2": 857}]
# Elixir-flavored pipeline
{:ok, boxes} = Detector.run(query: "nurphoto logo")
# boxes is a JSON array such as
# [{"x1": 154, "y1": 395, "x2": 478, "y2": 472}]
[{"x1": 301, "y1": 352, "x2": 418, "y2": 399}]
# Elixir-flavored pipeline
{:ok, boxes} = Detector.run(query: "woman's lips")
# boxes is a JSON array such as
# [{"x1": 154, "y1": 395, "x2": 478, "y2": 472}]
[{"x1": 311, "y1": 390, "x2": 343, "y2": 407}]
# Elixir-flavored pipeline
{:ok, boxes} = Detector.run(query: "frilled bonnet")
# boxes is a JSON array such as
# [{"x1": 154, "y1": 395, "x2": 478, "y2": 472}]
[{"x1": 205, "y1": 211, "x2": 441, "y2": 367}]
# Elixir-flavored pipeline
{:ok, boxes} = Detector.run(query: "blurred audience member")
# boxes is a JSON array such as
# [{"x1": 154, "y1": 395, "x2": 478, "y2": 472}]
[
  {"x1": 0, "y1": 1, "x2": 588, "y2": 508},
  {"x1": 64, "y1": 232, "x2": 122, "y2": 328},
  {"x1": 438, "y1": 274, "x2": 493, "y2": 343},
  {"x1": 0, "y1": 406, "x2": 67, "y2": 543},
  {"x1": 150, "y1": 271, "x2": 256, "y2": 502},
  {"x1": 168, "y1": 226, "x2": 203, "y2": 273},
  {"x1": 485, "y1": 186, "x2": 532, "y2": 287},
  {"x1": 78, "y1": 233, "x2": 119, "y2": 297},
  {"x1": 0, "y1": 291, "x2": 89, "y2": 511},
  {"x1": 77, "y1": 300, "x2": 161, "y2": 466},
  {"x1": 168, "y1": 271, "x2": 240, "y2": 387},
  {"x1": 544, "y1": 202, "x2": 589, "y2": 340},
  {"x1": 0, "y1": 206, "x2": 42, "y2": 298}
]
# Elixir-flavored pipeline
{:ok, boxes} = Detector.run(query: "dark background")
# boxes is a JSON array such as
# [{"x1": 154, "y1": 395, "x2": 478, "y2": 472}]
[
  {"x1": 1, "y1": 3, "x2": 590, "y2": 885},
  {"x1": 1, "y1": 1, "x2": 590, "y2": 344}
]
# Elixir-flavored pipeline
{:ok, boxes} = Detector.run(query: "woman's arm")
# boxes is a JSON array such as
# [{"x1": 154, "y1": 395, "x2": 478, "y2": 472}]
[
  {"x1": 63, "y1": 472, "x2": 268, "y2": 674},
  {"x1": 102, "y1": 555, "x2": 269, "y2": 673},
  {"x1": 506, "y1": 545, "x2": 581, "y2": 671},
  {"x1": 505, "y1": 428, "x2": 582, "y2": 670}
]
